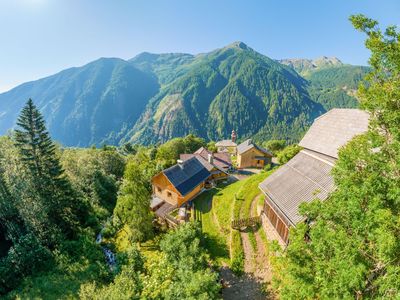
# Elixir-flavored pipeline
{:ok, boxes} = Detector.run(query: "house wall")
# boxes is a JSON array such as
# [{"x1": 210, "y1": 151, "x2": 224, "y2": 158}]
[
  {"x1": 152, "y1": 173, "x2": 205, "y2": 207},
  {"x1": 263, "y1": 196, "x2": 290, "y2": 244},
  {"x1": 238, "y1": 148, "x2": 271, "y2": 168},
  {"x1": 210, "y1": 168, "x2": 229, "y2": 180},
  {"x1": 180, "y1": 183, "x2": 204, "y2": 206},
  {"x1": 152, "y1": 173, "x2": 181, "y2": 206}
]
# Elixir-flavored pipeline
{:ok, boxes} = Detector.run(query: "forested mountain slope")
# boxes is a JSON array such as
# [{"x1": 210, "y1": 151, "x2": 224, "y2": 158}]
[
  {"x1": 0, "y1": 58, "x2": 159, "y2": 146},
  {"x1": 127, "y1": 42, "x2": 324, "y2": 144},
  {"x1": 0, "y1": 42, "x2": 368, "y2": 146}
]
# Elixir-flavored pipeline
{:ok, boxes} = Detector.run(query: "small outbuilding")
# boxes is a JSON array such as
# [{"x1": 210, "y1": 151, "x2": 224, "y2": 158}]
[{"x1": 237, "y1": 139, "x2": 272, "y2": 169}]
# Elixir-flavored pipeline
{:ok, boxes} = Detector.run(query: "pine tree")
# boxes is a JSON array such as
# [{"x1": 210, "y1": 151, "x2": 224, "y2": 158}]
[{"x1": 14, "y1": 99, "x2": 85, "y2": 242}]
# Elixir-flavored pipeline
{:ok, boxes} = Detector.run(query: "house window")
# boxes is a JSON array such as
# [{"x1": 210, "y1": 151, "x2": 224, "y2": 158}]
[
  {"x1": 157, "y1": 187, "x2": 162, "y2": 193},
  {"x1": 167, "y1": 192, "x2": 172, "y2": 198}
]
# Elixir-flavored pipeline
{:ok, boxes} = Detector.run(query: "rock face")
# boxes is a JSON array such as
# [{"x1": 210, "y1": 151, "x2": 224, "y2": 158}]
[
  {"x1": 279, "y1": 56, "x2": 343, "y2": 75},
  {"x1": 0, "y1": 42, "x2": 367, "y2": 147}
]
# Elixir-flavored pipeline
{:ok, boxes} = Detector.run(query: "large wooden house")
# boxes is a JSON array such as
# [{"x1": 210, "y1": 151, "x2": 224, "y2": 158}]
[
  {"x1": 180, "y1": 147, "x2": 231, "y2": 181},
  {"x1": 151, "y1": 157, "x2": 210, "y2": 219},
  {"x1": 237, "y1": 139, "x2": 272, "y2": 169},
  {"x1": 258, "y1": 109, "x2": 369, "y2": 244}
]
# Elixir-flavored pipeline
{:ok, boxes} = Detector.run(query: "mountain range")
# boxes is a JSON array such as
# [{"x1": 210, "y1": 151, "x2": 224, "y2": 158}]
[{"x1": 0, "y1": 42, "x2": 370, "y2": 147}]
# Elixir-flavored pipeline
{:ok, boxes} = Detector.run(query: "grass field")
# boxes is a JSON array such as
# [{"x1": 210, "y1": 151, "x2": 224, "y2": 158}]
[{"x1": 193, "y1": 171, "x2": 271, "y2": 272}]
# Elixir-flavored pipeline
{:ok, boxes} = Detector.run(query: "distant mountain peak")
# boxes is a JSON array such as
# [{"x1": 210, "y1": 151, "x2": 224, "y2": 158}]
[
  {"x1": 279, "y1": 56, "x2": 343, "y2": 75},
  {"x1": 225, "y1": 41, "x2": 250, "y2": 50}
]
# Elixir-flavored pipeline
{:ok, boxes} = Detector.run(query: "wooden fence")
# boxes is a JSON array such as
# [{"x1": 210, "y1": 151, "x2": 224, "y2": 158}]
[{"x1": 231, "y1": 216, "x2": 261, "y2": 230}]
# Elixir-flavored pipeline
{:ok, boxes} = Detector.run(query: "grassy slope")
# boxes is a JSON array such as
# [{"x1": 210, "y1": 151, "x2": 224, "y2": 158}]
[{"x1": 194, "y1": 172, "x2": 270, "y2": 272}]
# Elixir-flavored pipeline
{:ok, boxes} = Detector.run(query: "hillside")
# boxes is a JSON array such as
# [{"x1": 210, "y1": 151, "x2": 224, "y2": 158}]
[
  {"x1": 0, "y1": 42, "x2": 368, "y2": 146},
  {"x1": 127, "y1": 42, "x2": 324, "y2": 144},
  {"x1": 0, "y1": 58, "x2": 159, "y2": 146},
  {"x1": 280, "y1": 57, "x2": 370, "y2": 110}
]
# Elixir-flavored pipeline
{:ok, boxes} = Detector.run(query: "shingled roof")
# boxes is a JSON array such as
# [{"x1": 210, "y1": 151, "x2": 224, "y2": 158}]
[
  {"x1": 237, "y1": 139, "x2": 273, "y2": 156},
  {"x1": 259, "y1": 108, "x2": 369, "y2": 226},
  {"x1": 259, "y1": 150, "x2": 334, "y2": 225},
  {"x1": 163, "y1": 157, "x2": 211, "y2": 196},
  {"x1": 299, "y1": 108, "x2": 369, "y2": 158}
]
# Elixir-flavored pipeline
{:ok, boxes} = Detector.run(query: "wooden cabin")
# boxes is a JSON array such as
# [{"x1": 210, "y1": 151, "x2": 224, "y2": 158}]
[
  {"x1": 180, "y1": 147, "x2": 231, "y2": 181},
  {"x1": 237, "y1": 139, "x2": 272, "y2": 169},
  {"x1": 151, "y1": 157, "x2": 211, "y2": 219},
  {"x1": 258, "y1": 109, "x2": 369, "y2": 245}
]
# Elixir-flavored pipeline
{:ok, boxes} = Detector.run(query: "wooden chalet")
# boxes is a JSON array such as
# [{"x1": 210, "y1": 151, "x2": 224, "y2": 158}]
[
  {"x1": 237, "y1": 139, "x2": 272, "y2": 169},
  {"x1": 151, "y1": 156, "x2": 211, "y2": 221},
  {"x1": 180, "y1": 147, "x2": 231, "y2": 181},
  {"x1": 258, "y1": 109, "x2": 369, "y2": 244}
]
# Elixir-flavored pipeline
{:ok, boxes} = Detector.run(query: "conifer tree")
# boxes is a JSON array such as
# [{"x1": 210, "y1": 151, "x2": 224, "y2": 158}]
[{"x1": 14, "y1": 99, "x2": 85, "y2": 241}]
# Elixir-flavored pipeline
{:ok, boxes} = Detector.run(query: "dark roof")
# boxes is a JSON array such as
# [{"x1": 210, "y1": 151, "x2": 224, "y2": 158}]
[
  {"x1": 180, "y1": 154, "x2": 214, "y2": 171},
  {"x1": 259, "y1": 150, "x2": 335, "y2": 225},
  {"x1": 213, "y1": 153, "x2": 232, "y2": 169},
  {"x1": 188, "y1": 147, "x2": 232, "y2": 170},
  {"x1": 299, "y1": 109, "x2": 369, "y2": 158},
  {"x1": 237, "y1": 139, "x2": 273, "y2": 156},
  {"x1": 163, "y1": 157, "x2": 211, "y2": 196}
]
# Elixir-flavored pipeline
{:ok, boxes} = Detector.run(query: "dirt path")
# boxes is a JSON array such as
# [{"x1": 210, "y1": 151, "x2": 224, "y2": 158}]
[
  {"x1": 221, "y1": 194, "x2": 273, "y2": 300},
  {"x1": 251, "y1": 195, "x2": 272, "y2": 283}
]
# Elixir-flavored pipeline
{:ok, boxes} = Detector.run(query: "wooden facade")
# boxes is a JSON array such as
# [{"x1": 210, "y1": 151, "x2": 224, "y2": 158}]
[
  {"x1": 210, "y1": 167, "x2": 229, "y2": 181},
  {"x1": 263, "y1": 196, "x2": 290, "y2": 244},
  {"x1": 152, "y1": 172, "x2": 204, "y2": 207},
  {"x1": 237, "y1": 147, "x2": 272, "y2": 169}
]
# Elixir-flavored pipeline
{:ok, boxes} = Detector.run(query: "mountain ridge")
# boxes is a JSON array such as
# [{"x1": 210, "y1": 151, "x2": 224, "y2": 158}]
[{"x1": 0, "y1": 42, "x2": 369, "y2": 146}]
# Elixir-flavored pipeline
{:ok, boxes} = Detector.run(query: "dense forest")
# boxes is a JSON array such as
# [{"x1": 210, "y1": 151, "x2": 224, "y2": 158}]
[{"x1": 0, "y1": 102, "x2": 222, "y2": 298}]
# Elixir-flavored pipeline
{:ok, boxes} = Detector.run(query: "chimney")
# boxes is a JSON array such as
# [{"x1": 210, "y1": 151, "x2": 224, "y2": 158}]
[
  {"x1": 208, "y1": 153, "x2": 214, "y2": 165},
  {"x1": 231, "y1": 130, "x2": 237, "y2": 143}
]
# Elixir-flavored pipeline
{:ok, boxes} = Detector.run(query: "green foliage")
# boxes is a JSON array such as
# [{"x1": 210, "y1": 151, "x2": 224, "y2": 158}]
[
  {"x1": 14, "y1": 99, "x2": 88, "y2": 243},
  {"x1": 0, "y1": 100, "x2": 117, "y2": 297},
  {"x1": 61, "y1": 147, "x2": 125, "y2": 221},
  {"x1": 274, "y1": 16, "x2": 400, "y2": 299},
  {"x1": 263, "y1": 139, "x2": 286, "y2": 155},
  {"x1": 276, "y1": 144, "x2": 302, "y2": 164},
  {"x1": 113, "y1": 159, "x2": 154, "y2": 244},
  {"x1": 80, "y1": 223, "x2": 220, "y2": 300},
  {"x1": 207, "y1": 141, "x2": 218, "y2": 153},
  {"x1": 156, "y1": 134, "x2": 206, "y2": 167}
]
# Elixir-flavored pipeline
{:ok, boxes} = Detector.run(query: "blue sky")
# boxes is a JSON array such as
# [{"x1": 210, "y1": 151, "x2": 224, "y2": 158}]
[{"x1": 0, "y1": 0, "x2": 399, "y2": 92}]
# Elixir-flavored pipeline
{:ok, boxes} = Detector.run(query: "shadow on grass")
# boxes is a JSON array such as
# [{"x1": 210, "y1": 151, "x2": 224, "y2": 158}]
[{"x1": 203, "y1": 232, "x2": 230, "y2": 261}]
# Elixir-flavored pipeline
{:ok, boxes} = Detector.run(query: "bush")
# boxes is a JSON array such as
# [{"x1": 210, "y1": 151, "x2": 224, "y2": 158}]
[
  {"x1": 277, "y1": 144, "x2": 302, "y2": 164},
  {"x1": 263, "y1": 140, "x2": 286, "y2": 155}
]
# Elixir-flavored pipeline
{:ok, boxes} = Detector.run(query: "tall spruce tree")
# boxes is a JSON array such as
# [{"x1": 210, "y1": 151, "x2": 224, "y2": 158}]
[
  {"x1": 14, "y1": 99, "x2": 85, "y2": 242},
  {"x1": 273, "y1": 16, "x2": 400, "y2": 299}
]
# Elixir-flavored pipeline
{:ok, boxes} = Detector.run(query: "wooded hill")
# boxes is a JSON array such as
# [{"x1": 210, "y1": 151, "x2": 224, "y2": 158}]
[{"x1": 0, "y1": 42, "x2": 369, "y2": 147}]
